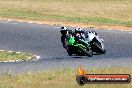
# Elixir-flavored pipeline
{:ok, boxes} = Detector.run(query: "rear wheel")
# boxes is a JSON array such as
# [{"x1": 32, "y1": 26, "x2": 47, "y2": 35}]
[{"x1": 87, "y1": 49, "x2": 93, "y2": 57}]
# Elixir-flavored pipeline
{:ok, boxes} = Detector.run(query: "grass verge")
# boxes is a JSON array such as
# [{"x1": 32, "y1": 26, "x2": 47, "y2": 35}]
[
  {"x1": 0, "y1": 0, "x2": 132, "y2": 28},
  {"x1": 0, "y1": 9, "x2": 132, "y2": 27},
  {"x1": 0, "y1": 67, "x2": 131, "y2": 88},
  {"x1": 0, "y1": 50, "x2": 35, "y2": 62}
]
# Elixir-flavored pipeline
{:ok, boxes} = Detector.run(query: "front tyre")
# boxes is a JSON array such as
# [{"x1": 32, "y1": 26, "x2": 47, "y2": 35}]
[
  {"x1": 78, "y1": 46, "x2": 93, "y2": 57},
  {"x1": 94, "y1": 42, "x2": 106, "y2": 54},
  {"x1": 67, "y1": 50, "x2": 72, "y2": 56}
]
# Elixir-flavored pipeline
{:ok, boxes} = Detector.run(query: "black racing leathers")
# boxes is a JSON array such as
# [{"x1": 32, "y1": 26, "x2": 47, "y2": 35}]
[
  {"x1": 61, "y1": 30, "x2": 74, "y2": 50},
  {"x1": 61, "y1": 35, "x2": 68, "y2": 50}
]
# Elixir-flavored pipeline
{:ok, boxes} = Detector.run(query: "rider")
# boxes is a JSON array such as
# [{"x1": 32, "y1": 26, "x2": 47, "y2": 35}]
[
  {"x1": 60, "y1": 26, "x2": 68, "y2": 50},
  {"x1": 74, "y1": 27, "x2": 98, "y2": 41},
  {"x1": 60, "y1": 26, "x2": 74, "y2": 50},
  {"x1": 74, "y1": 27, "x2": 89, "y2": 47},
  {"x1": 74, "y1": 27, "x2": 86, "y2": 40}
]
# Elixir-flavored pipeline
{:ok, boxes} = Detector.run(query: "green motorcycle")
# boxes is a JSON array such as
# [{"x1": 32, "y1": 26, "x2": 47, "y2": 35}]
[{"x1": 66, "y1": 36, "x2": 93, "y2": 57}]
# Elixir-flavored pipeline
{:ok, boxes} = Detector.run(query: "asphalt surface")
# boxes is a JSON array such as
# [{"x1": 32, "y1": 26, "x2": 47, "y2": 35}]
[{"x1": 0, "y1": 20, "x2": 132, "y2": 74}]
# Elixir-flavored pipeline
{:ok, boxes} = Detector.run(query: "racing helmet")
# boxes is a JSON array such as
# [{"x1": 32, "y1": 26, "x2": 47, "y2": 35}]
[
  {"x1": 60, "y1": 26, "x2": 68, "y2": 35},
  {"x1": 75, "y1": 27, "x2": 82, "y2": 33}
]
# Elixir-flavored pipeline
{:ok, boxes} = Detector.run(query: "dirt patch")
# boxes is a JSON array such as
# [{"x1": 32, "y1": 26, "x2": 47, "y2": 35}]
[{"x1": 0, "y1": 17, "x2": 132, "y2": 32}]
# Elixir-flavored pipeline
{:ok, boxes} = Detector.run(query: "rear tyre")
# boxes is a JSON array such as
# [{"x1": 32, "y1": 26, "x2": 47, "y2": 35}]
[{"x1": 87, "y1": 49, "x2": 93, "y2": 57}]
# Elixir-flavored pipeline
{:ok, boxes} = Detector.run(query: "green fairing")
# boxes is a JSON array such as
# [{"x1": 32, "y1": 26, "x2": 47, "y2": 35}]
[
  {"x1": 66, "y1": 36, "x2": 93, "y2": 57},
  {"x1": 68, "y1": 37, "x2": 75, "y2": 45},
  {"x1": 68, "y1": 37, "x2": 85, "y2": 48}
]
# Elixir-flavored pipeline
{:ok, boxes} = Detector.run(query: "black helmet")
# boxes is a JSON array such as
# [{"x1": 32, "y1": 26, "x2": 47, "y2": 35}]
[
  {"x1": 75, "y1": 27, "x2": 82, "y2": 33},
  {"x1": 68, "y1": 30, "x2": 73, "y2": 34},
  {"x1": 60, "y1": 26, "x2": 68, "y2": 35}
]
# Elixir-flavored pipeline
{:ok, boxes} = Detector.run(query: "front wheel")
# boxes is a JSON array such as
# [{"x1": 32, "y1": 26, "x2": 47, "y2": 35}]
[
  {"x1": 94, "y1": 42, "x2": 106, "y2": 54},
  {"x1": 78, "y1": 46, "x2": 93, "y2": 57},
  {"x1": 67, "y1": 50, "x2": 72, "y2": 56},
  {"x1": 67, "y1": 45, "x2": 73, "y2": 56}
]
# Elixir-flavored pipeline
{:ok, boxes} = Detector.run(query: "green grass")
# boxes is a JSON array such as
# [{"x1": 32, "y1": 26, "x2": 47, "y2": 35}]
[
  {"x1": 0, "y1": 0, "x2": 132, "y2": 26},
  {"x1": 0, "y1": 50, "x2": 35, "y2": 61},
  {"x1": 0, "y1": 67, "x2": 131, "y2": 88}
]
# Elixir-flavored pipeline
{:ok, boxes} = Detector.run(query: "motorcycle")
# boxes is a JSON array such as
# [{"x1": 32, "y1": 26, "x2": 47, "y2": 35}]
[
  {"x1": 84, "y1": 31, "x2": 106, "y2": 54},
  {"x1": 66, "y1": 35, "x2": 93, "y2": 57}
]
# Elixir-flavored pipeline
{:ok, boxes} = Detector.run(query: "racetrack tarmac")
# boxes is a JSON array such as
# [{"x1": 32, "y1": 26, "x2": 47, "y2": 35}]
[{"x1": 0, "y1": 20, "x2": 132, "y2": 74}]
